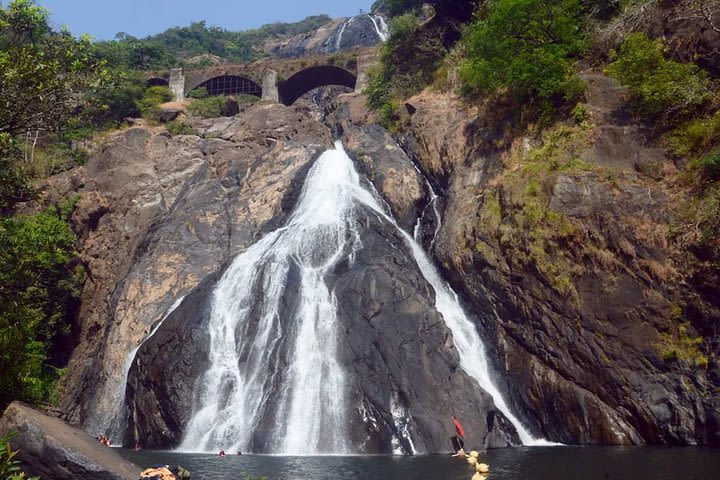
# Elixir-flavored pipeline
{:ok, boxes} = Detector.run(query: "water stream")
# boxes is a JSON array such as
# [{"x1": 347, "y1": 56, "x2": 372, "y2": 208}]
[
  {"x1": 177, "y1": 142, "x2": 548, "y2": 452},
  {"x1": 368, "y1": 15, "x2": 389, "y2": 42}
]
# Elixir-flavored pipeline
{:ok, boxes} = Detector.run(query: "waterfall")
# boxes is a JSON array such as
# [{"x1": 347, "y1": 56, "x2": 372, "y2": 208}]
[
  {"x1": 179, "y1": 142, "x2": 370, "y2": 454},
  {"x1": 107, "y1": 296, "x2": 186, "y2": 444},
  {"x1": 178, "y1": 142, "x2": 548, "y2": 453},
  {"x1": 334, "y1": 17, "x2": 352, "y2": 52},
  {"x1": 368, "y1": 15, "x2": 390, "y2": 42}
]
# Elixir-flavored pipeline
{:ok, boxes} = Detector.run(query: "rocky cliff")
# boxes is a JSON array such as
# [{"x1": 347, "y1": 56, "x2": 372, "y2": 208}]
[
  {"x1": 266, "y1": 14, "x2": 388, "y2": 58},
  {"x1": 48, "y1": 96, "x2": 521, "y2": 453},
  {"x1": 41, "y1": 14, "x2": 718, "y2": 449},
  {"x1": 382, "y1": 74, "x2": 720, "y2": 446}
]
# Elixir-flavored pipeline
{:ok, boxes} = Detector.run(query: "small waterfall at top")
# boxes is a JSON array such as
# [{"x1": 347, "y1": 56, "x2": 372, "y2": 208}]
[
  {"x1": 334, "y1": 17, "x2": 352, "y2": 52},
  {"x1": 178, "y1": 142, "x2": 549, "y2": 453},
  {"x1": 368, "y1": 15, "x2": 389, "y2": 42}
]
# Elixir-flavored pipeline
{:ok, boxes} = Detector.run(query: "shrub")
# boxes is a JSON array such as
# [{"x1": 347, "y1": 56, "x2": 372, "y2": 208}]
[
  {"x1": 84, "y1": 69, "x2": 146, "y2": 127},
  {"x1": 165, "y1": 120, "x2": 196, "y2": 136},
  {"x1": 699, "y1": 149, "x2": 720, "y2": 181},
  {"x1": 606, "y1": 33, "x2": 712, "y2": 125},
  {"x1": 187, "y1": 96, "x2": 226, "y2": 118},
  {"x1": 571, "y1": 103, "x2": 590, "y2": 124},
  {"x1": 135, "y1": 85, "x2": 173, "y2": 122},
  {"x1": 0, "y1": 200, "x2": 85, "y2": 410},
  {"x1": 665, "y1": 112, "x2": 720, "y2": 158},
  {"x1": 377, "y1": 101, "x2": 401, "y2": 131},
  {"x1": 187, "y1": 87, "x2": 208, "y2": 99},
  {"x1": 459, "y1": 0, "x2": 586, "y2": 109},
  {"x1": 365, "y1": 12, "x2": 445, "y2": 110}
]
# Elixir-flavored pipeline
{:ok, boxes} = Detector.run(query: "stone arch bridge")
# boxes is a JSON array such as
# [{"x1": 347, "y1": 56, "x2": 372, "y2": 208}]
[{"x1": 146, "y1": 50, "x2": 375, "y2": 106}]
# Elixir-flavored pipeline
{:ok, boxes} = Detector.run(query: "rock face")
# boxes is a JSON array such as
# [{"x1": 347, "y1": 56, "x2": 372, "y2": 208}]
[
  {"x1": 0, "y1": 402, "x2": 140, "y2": 480},
  {"x1": 54, "y1": 102, "x2": 332, "y2": 439},
  {"x1": 126, "y1": 208, "x2": 520, "y2": 452},
  {"x1": 395, "y1": 74, "x2": 720, "y2": 446},
  {"x1": 53, "y1": 96, "x2": 519, "y2": 454},
  {"x1": 267, "y1": 14, "x2": 388, "y2": 58}
]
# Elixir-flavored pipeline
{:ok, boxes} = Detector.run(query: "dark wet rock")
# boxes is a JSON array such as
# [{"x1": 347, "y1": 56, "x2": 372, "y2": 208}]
[
  {"x1": 392, "y1": 76, "x2": 720, "y2": 446},
  {"x1": 126, "y1": 204, "x2": 520, "y2": 452},
  {"x1": 332, "y1": 213, "x2": 520, "y2": 452},
  {"x1": 158, "y1": 109, "x2": 181, "y2": 123},
  {"x1": 54, "y1": 103, "x2": 330, "y2": 440},
  {"x1": 125, "y1": 272, "x2": 218, "y2": 447},
  {"x1": 0, "y1": 402, "x2": 140, "y2": 480}
]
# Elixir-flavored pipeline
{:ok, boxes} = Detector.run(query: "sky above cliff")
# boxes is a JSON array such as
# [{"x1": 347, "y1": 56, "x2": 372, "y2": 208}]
[{"x1": 39, "y1": 0, "x2": 374, "y2": 40}]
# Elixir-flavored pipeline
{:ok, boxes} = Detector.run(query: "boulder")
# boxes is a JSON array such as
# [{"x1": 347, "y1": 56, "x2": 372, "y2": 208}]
[
  {"x1": 157, "y1": 109, "x2": 182, "y2": 123},
  {"x1": 0, "y1": 402, "x2": 140, "y2": 480}
]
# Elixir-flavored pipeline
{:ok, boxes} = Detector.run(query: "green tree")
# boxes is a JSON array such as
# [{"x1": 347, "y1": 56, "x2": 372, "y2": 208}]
[
  {"x1": 459, "y1": 0, "x2": 586, "y2": 107},
  {"x1": 0, "y1": 0, "x2": 107, "y2": 136},
  {"x1": 0, "y1": 202, "x2": 84, "y2": 410},
  {"x1": 606, "y1": 33, "x2": 712, "y2": 124},
  {"x1": 83, "y1": 69, "x2": 146, "y2": 127}
]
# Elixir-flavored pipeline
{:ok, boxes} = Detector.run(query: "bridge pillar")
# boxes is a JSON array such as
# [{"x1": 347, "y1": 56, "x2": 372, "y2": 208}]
[
  {"x1": 169, "y1": 68, "x2": 186, "y2": 101},
  {"x1": 355, "y1": 51, "x2": 378, "y2": 93},
  {"x1": 262, "y1": 69, "x2": 279, "y2": 103}
]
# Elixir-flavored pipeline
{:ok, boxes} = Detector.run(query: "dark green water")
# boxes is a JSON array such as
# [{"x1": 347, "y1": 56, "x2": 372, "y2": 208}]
[{"x1": 119, "y1": 447, "x2": 720, "y2": 480}]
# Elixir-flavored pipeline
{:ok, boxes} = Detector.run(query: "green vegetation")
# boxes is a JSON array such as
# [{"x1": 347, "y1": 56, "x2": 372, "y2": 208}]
[
  {"x1": 366, "y1": 12, "x2": 444, "y2": 110},
  {"x1": 659, "y1": 322, "x2": 708, "y2": 368},
  {"x1": 1, "y1": 0, "x2": 91, "y2": 411},
  {"x1": 135, "y1": 86, "x2": 173, "y2": 123},
  {"x1": 188, "y1": 87, "x2": 209, "y2": 99},
  {"x1": 1, "y1": 434, "x2": 38, "y2": 480},
  {"x1": 165, "y1": 120, "x2": 197, "y2": 136},
  {"x1": 460, "y1": 0, "x2": 586, "y2": 110},
  {"x1": 699, "y1": 149, "x2": 720, "y2": 181},
  {"x1": 0, "y1": 200, "x2": 84, "y2": 409},
  {"x1": 0, "y1": 0, "x2": 106, "y2": 137},
  {"x1": 91, "y1": 15, "x2": 333, "y2": 70},
  {"x1": 606, "y1": 33, "x2": 712, "y2": 125},
  {"x1": 187, "y1": 96, "x2": 227, "y2": 118},
  {"x1": 665, "y1": 112, "x2": 720, "y2": 159}
]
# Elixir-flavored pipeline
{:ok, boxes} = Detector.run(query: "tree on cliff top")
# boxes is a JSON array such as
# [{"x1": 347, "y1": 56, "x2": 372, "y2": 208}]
[
  {"x1": 460, "y1": 0, "x2": 586, "y2": 109},
  {"x1": 0, "y1": 0, "x2": 107, "y2": 138}
]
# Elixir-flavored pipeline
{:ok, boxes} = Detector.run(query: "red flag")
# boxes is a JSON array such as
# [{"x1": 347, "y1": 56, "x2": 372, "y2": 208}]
[{"x1": 453, "y1": 417, "x2": 465, "y2": 437}]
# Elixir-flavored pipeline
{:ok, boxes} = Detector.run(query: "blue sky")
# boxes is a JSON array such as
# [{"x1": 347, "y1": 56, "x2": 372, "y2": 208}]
[{"x1": 37, "y1": 0, "x2": 374, "y2": 40}]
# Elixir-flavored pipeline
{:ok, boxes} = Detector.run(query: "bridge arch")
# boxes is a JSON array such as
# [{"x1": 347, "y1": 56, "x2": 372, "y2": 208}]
[
  {"x1": 147, "y1": 77, "x2": 169, "y2": 87},
  {"x1": 278, "y1": 66, "x2": 356, "y2": 106},
  {"x1": 188, "y1": 75, "x2": 262, "y2": 98}
]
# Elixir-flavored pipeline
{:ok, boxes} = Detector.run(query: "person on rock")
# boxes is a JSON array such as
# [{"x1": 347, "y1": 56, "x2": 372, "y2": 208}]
[
  {"x1": 451, "y1": 416, "x2": 466, "y2": 457},
  {"x1": 218, "y1": 450, "x2": 225, "y2": 457}
]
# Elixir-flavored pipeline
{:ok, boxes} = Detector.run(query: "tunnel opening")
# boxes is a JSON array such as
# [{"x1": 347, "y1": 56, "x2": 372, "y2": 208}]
[
  {"x1": 147, "y1": 78, "x2": 169, "y2": 87},
  {"x1": 278, "y1": 66, "x2": 356, "y2": 106},
  {"x1": 190, "y1": 75, "x2": 262, "y2": 98}
]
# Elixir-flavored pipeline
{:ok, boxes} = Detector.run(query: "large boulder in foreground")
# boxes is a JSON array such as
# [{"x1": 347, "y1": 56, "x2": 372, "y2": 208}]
[{"x1": 0, "y1": 402, "x2": 140, "y2": 480}]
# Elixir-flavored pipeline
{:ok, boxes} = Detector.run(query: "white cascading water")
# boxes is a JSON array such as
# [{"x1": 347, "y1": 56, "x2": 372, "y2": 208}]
[
  {"x1": 179, "y1": 142, "x2": 550, "y2": 452},
  {"x1": 179, "y1": 142, "x2": 368, "y2": 454},
  {"x1": 334, "y1": 17, "x2": 352, "y2": 52},
  {"x1": 368, "y1": 15, "x2": 390, "y2": 42}
]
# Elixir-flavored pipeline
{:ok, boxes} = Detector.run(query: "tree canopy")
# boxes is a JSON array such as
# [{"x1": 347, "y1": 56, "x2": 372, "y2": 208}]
[
  {"x1": 459, "y1": 0, "x2": 586, "y2": 106},
  {"x1": 0, "y1": 0, "x2": 107, "y2": 138}
]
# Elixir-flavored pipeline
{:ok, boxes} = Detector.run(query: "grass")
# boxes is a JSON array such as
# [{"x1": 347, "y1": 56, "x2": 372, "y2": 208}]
[
  {"x1": 473, "y1": 123, "x2": 603, "y2": 299},
  {"x1": 658, "y1": 323, "x2": 708, "y2": 369}
]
